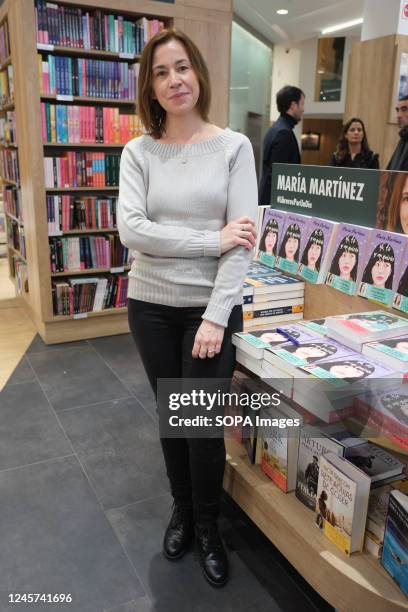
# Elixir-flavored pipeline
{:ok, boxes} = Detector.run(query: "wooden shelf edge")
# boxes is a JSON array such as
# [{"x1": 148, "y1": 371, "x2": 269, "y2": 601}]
[
  {"x1": 51, "y1": 307, "x2": 127, "y2": 321},
  {"x1": 7, "y1": 244, "x2": 26, "y2": 261},
  {"x1": 5, "y1": 212, "x2": 23, "y2": 225},
  {"x1": 43, "y1": 142, "x2": 126, "y2": 148},
  {"x1": 45, "y1": 187, "x2": 119, "y2": 192},
  {"x1": 2, "y1": 178, "x2": 19, "y2": 187},
  {"x1": 37, "y1": 44, "x2": 141, "y2": 62},
  {"x1": 224, "y1": 438, "x2": 408, "y2": 612},
  {"x1": 40, "y1": 94, "x2": 136, "y2": 106},
  {"x1": 49, "y1": 228, "x2": 118, "y2": 235}
]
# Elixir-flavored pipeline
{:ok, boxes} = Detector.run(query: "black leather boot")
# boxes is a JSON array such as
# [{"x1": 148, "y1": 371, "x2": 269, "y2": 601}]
[
  {"x1": 163, "y1": 500, "x2": 193, "y2": 560},
  {"x1": 195, "y1": 522, "x2": 229, "y2": 587}
]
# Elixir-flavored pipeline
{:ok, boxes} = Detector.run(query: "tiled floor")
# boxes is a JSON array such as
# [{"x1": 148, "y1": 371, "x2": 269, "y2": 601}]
[{"x1": 0, "y1": 333, "x2": 334, "y2": 612}]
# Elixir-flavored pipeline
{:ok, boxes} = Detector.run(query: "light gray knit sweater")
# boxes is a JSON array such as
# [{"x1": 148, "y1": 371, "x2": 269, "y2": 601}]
[{"x1": 117, "y1": 128, "x2": 258, "y2": 327}]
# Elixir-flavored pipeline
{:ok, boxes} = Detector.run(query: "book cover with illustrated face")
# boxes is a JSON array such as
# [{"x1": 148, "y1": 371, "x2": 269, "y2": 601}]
[
  {"x1": 328, "y1": 311, "x2": 407, "y2": 335},
  {"x1": 298, "y1": 218, "x2": 337, "y2": 284},
  {"x1": 276, "y1": 213, "x2": 310, "y2": 275},
  {"x1": 325, "y1": 224, "x2": 371, "y2": 296},
  {"x1": 301, "y1": 353, "x2": 395, "y2": 386},
  {"x1": 358, "y1": 231, "x2": 406, "y2": 306},
  {"x1": 315, "y1": 455, "x2": 356, "y2": 555},
  {"x1": 392, "y1": 241, "x2": 408, "y2": 314},
  {"x1": 237, "y1": 324, "x2": 318, "y2": 351},
  {"x1": 366, "y1": 336, "x2": 408, "y2": 364},
  {"x1": 299, "y1": 319, "x2": 328, "y2": 335},
  {"x1": 269, "y1": 338, "x2": 353, "y2": 369},
  {"x1": 257, "y1": 208, "x2": 287, "y2": 268}
]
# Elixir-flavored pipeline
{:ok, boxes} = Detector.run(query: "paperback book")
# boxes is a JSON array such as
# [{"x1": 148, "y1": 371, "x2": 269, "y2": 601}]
[
  {"x1": 382, "y1": 490, "x2": 408, "y2": 596},
  {"x1": 325, "y1": 223, "x2": 371, "y2": 296},
  {"x1": 392, "y1": 241, "x2": 408, "y2": 314},
  {"x1": 357, "y1": 230, "x2": 406, "y2": 306},
  {"x1": 298, "y1": 217, "x2": 338, "y2": 284},
  {"x1": 362, "y1": 335, "x2": 408, "y2": 374},
  {"x1": 232, "y1": 325, "x2": 319, "y2": 360},
  {"x1": 298, "y1": 318, "x2": 328, "y2": 335},
  {"x1": 256, "y1": 208, "x2": 287, "y2": 268},
  {"x1": 276, "y1": 213, "x2": 311, "y2": 276},
  {"x1": 315, "y1": 453, "x2": 371, "y2": 555}
]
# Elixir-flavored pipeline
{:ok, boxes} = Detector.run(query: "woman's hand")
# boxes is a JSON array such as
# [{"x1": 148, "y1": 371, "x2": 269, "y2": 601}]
[
  {"x1": 192, "y1": 320, "x2": 225, "y2": 359},
  {"x1": 220, "y1": 216, "x2": 257, "y2": 254}
]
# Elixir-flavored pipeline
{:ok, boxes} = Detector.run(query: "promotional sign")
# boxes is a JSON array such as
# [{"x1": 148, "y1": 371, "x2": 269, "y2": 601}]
[{"x1": 270, "y1": 163, "x2": 380, "y2": 228}]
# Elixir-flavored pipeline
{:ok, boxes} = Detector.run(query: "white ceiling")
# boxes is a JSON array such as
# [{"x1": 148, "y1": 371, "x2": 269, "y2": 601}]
[{"x1": 234, "y1": 0, "x2": 365, "y2": 44}]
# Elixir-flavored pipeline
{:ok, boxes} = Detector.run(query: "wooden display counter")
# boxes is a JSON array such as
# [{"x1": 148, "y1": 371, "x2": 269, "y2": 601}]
[{"x1": 224, "y1": 438, "x2": 408, "y2": 612}]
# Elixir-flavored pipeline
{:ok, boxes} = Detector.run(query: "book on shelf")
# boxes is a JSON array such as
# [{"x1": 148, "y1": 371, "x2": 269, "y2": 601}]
[
  {"x1": 343, "y1": 440, "x2": 405, "y2": 484},
  {"x1": 246, "y1": 260, "x2": 281, "y2": 278},
  {"x1": 0, "y1": 110, "x2": 16, "y2": 145},
  {"x1": 14, "y1": 257, "x2": 28, "y2": 295},
  {"x1": 0, "y1": 64, "x2": 13, "y2": 105},
  {"x1": 315, "y1": 452, "x2": 371, "y2": 555},
  {"x1": 354, "y1": 384, "x2": 408, "y2": 451},
  {"x1": 35, "y1": 1, "x2": 164, "y2": 53},
  {"x1": 298, "y1": 217, "x2": 339, "y2": 285},
  {"x1": 325, "y1": 310, "x2": 408, "y2": 352},
  {"x1": 44, "y1": 151, "x2": 120, "y2": 188},
  {"x1": 381, "y1": 489, "x2": 408, "y2": 596},
  {"x1": 362, "y1": 335, "x2": 408, "y2": 375},
  {"x1": 41, "y1": 103, "x2": 143, "y2": 145},
  {"x1": 3, "y1": 186, "x2": 22, "y2": 223},
  {"x1": 256, "y1": 208, "x2": 287, "y2": 269},
  {"x1": 276, "y1": 212, "x2": 310, "y2": 276},
  {"x1": 300, "y1": 352, "x2": 398, "y2": 385},
  {"x1": 243, "y1": 302, "x2": 304, "y2": 326},
  {"x1": 47, "y1": 195, "x2": 117, "y2": 234},
  {"x1": 6, "y1": 216, "x2": 25, "y2": 258},
  {"x1": 245, "y1": 272, "x2": 304, "y2": 299},
  {"x1": 0, "y1": 19, "x2": 10, "y2": 65},
  {"x1": 296, "y1": 425, "x2": 347, "y2": 510},
  {"x1": 260, "y1": 402, "x2": 302, "y2": 493},
  {"x1": 49, "y1": 234, "x2": 129, "y2": 273},
  {"x1": 235, "y1": 347, "x2": 265, "y2": 379},
  {"x1": 38, "y1": 54, "x2": 138, "y2": 100},
  {"x1": 52, "y1": 273, "x2": 128, "y2": 316},
  {"x1": 0, "y1": 148, "x2": 19, "y2": 183},
  {"x1": 357, "y1": 230, "x2": 407, "y2": 307},
  {"x1": 364, "y1": 479, "x2": 408, "y2": 558},
  {"x1": 324, "y1": 223, "x2": 371, "y2": 296},
  {"x1": 392, "y1": 240, "x2": 408, "y2": 314}
]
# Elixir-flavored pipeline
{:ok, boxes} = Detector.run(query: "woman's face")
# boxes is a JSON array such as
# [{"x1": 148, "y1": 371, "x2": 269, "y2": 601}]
[
  {"x1": 152, "y1": 39, "x2": 200, "y2": 118},
  {"x1": 307, "y1": 243, "x2": 322, "y2": 269},
  {"x1": 285, "y1": 236, "x2": 299, "y2": 261},
  {"x1": 295, "y1": 346, "x2": 327, "y2": 360},
  {"x1": 338, "y1": 250, "x2": 356, "y2": 279},
  {"x1": 395, "y1": 341, "x2": 408, "y2": 355},
  {"x1": 399, "y1": 176, "x2": 408, "y2": 234},
  {"x1": 345, "y1": 121, "x2": 364, "y2": 145},
  {"x1": 260, "y1": 332, "x2": 285, "y2": 344},
  {"x1": 330, "y1": 364, "x2": 364, "y2": 379},
  {"x1": 371, "y1": 259, "x2": 392, "y2": 287},
  {"x1": 265, "y1": 231, "x2": 277, "y2": 254}
]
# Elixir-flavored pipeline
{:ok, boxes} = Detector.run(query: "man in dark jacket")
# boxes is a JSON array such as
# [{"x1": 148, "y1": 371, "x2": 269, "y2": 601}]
[
  {"x1": 387, "y1": 95, "x2": 408, "y2": 171},
  {"x1": 259, "y1": 85, "x2": 305, "y2": 205}
]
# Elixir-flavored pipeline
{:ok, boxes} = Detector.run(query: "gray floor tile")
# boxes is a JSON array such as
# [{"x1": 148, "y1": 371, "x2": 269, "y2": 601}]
[
  {"x1": 5, "y1": 356, "x2": 36, "y2": 386},
  {"x1": 27, "y1": 334, "x2": 89, "y2": 353},
  {"x1": 0, "y1": 455, "x2": 145, "y2": 612},
  {"x1": 28, "y1": 347, "x2": 131, "y2": 411},
  {"x1": 0, "y1": 381, "x2": 73, "y2": 471},
  {"x1": 89, "y1": 334, "x2": 143, "y2": 373},
  {"x1": 104, "y1": 596, "x2": 156, "y2": 612},
  {"x1": 124, "y1": 379, "x2": 158, "y2": 421},
  {"x1": 107, "y1": 496, "x2": 283, "y2": 612},
  {"x1": 59, "y1": 397, "x2": 169, "y2": 509}
]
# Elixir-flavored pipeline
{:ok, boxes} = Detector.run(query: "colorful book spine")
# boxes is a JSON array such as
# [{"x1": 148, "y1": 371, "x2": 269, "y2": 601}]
[{"x1": 44, "y1": 152, "x2": 120, "y2": 188}]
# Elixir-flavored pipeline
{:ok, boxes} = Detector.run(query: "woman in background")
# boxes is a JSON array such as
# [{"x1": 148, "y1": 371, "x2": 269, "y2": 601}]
[{"x1": 330, "y1": 118, "x2": 379, "y2": 169}]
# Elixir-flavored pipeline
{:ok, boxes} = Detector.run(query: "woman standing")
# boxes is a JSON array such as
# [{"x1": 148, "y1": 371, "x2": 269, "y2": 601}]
[
  {"x1": 330, "y1": 118, "x2": 379, "y2": 169},
  {"x1": 117, "y1": 29, "x2": 258, "y2": 587}
]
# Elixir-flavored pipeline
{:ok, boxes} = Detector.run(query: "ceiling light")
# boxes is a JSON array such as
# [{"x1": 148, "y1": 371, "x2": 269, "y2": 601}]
[
  {"x1": 277, "y1": 9, "x2": 288, "y2": 15},
  {"x1": 321, "y1": 18, "x2": 363, "y2": 35}
]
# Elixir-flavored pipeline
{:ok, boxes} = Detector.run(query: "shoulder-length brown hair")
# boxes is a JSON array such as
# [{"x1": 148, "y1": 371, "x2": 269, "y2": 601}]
[
  {"x1": 335, "y1": 118, "x2": 370, "y2": 162},
  {"x1": 377, "y1": 171, "x2": 408, "y2": 232},
  {"x1": 138, "y1": 29, "x2": 211, "y2": 139}
]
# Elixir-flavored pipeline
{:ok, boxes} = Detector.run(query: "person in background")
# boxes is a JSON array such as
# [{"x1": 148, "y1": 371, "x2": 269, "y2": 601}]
[
  {"x1": 258, "y1": 85, "x2": 304, "y2": 205},
  {"x1": 330, "y1": 118, "x2": 379, "y2": 169},
  {"x1": 387, "y1": 96, "x2": 408, "y2": 171},
  {"x1": 117, "y1": 28, "x2": 258, "y2": 588}
]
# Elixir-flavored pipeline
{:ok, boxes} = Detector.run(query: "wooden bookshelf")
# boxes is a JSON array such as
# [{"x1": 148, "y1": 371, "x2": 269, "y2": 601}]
[
  {"x1": 40, "y1": 94, "x2": 136, "y2": 106},
  {"x1": 45, "y1": 187, "x2": 119, "y2": 193},
  {"x1": 43, "y1": 143, "x2": 125, "y2": 148},
  {"x1": 51, "y1": 266, "x2": 130, "y2": 277},
  {"x1": 37, "y1": 43, "x2": 141, "y2": 62}
]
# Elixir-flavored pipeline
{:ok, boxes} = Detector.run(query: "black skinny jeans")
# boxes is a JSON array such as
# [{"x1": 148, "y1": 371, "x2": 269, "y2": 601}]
[{"x1": 128, "y1": 298, "x2": 242, "y2": 523}]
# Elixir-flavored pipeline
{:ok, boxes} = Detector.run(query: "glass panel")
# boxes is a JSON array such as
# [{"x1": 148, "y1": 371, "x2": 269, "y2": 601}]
[
  {"x1": 229, "y1": 22, "x2": 272, "y2": 176},
  {"x1": 314, "y1": 37, "x2": 345, "y2": 102}
]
